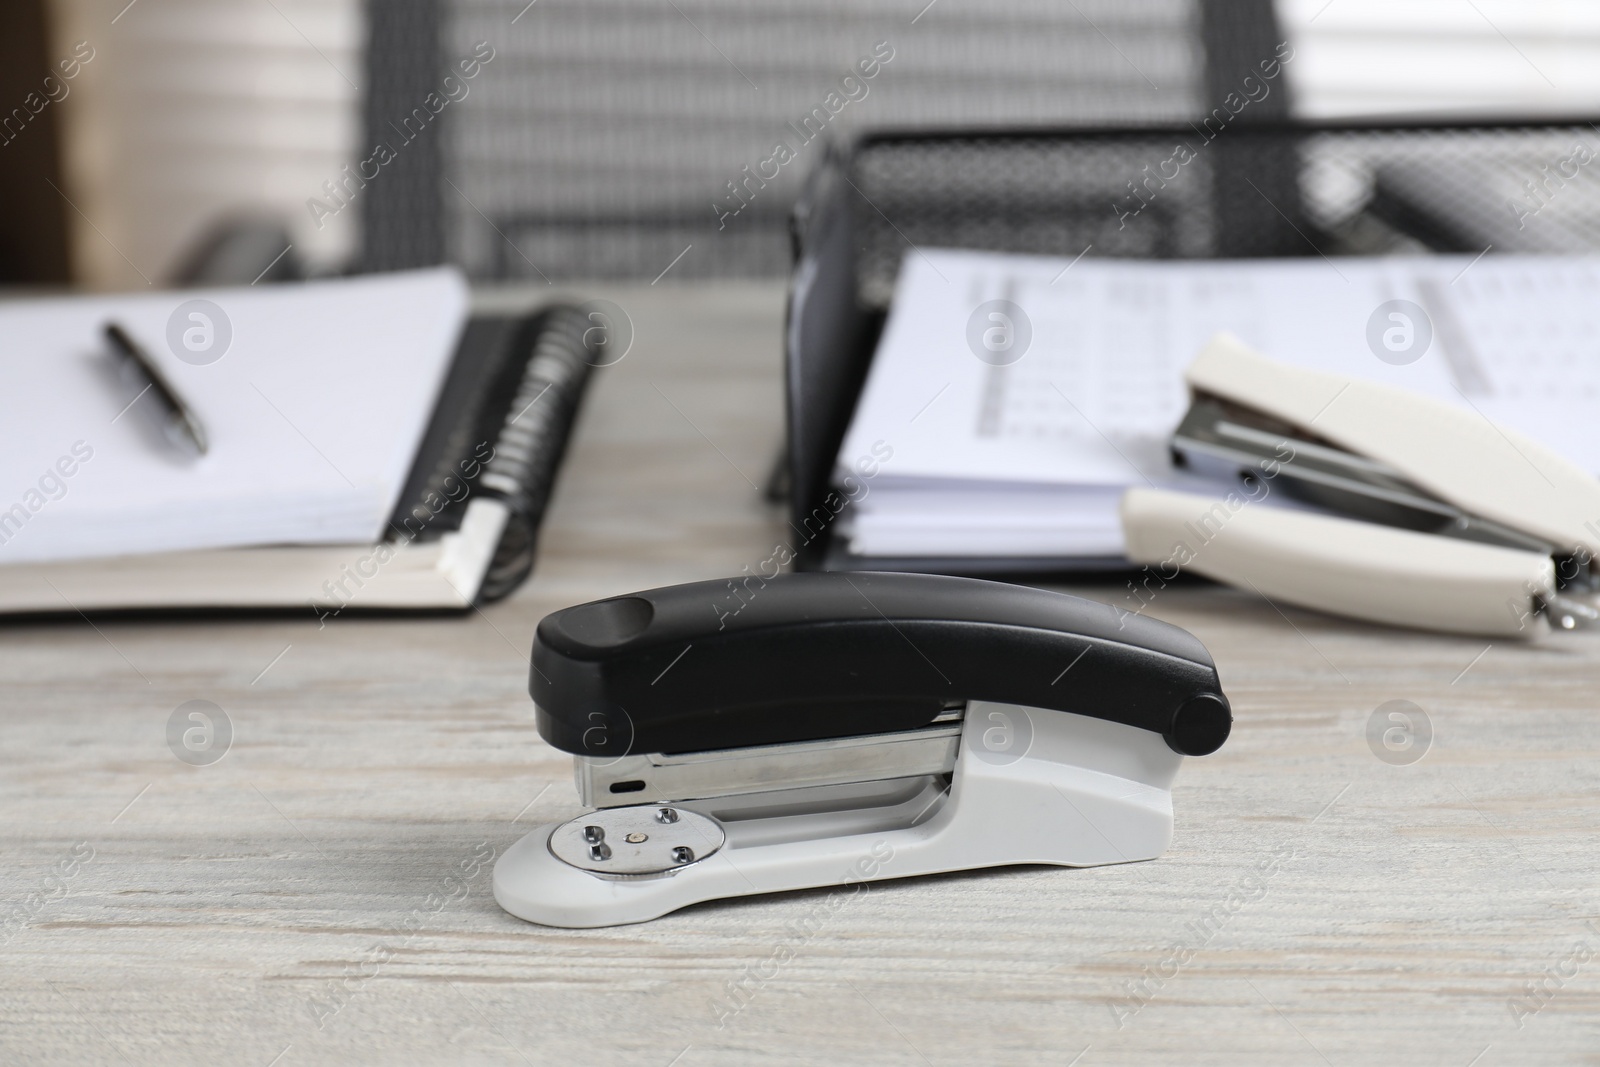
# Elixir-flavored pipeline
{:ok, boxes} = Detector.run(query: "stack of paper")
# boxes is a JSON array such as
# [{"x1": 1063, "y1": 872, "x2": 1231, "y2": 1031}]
[
  {"x1": 0, "y1": 268, "x2": 468, "y2": 564},
  {"x1": 836, "y1": 249, "x2": 1600, "y2": 560}
]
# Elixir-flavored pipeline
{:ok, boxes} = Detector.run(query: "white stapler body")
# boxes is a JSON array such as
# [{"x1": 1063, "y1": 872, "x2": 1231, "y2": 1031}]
[{"x1": 1123, "y1": 334, "x2": 1600, "y2": 638}]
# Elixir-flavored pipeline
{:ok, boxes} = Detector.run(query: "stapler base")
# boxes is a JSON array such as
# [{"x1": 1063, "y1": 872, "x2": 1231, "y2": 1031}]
[{"x1": 494, "y1": 703, "x2": 1184, "y2": 928}]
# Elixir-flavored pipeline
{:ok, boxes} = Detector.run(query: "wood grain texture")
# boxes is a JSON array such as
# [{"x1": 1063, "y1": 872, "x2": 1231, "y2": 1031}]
[{"x1": 2, "y1": 281, "x2": 1598, "y2": 1066}]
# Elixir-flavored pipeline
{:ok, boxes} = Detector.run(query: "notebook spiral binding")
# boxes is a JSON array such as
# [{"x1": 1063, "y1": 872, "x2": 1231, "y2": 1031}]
[
  {"x1": 476, "y1": 307, "x2": 598, "y2": 601},
  {"x1": 389, "y1": 304, "x2": 599, "y2": 604}
]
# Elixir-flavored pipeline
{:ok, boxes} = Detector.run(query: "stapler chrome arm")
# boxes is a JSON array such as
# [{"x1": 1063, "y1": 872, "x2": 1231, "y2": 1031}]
[
  {"x1": 1123, "y1": 334, "x2": 1600, "y2": 638},
  {"x1": 493, "y1": 572, "x2": 1232, "y2": 928}
]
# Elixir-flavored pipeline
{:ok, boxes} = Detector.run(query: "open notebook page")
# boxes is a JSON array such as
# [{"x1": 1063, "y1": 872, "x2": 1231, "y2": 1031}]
[{"x1": 0, "y1": 268, "x2": 467, "y2": 564}]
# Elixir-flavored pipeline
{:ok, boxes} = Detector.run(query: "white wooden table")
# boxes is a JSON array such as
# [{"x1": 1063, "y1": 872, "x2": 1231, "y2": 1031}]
[{"x1": 3, "y1": 281, "x2": 1598, "y2": 1066}]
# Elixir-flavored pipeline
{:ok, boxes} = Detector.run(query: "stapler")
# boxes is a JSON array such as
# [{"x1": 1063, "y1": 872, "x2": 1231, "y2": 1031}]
[
  {"x1": 493, "y1": 572, "x2": 1232, "y2": 928},
  {"x1": 1122, "y1": 334, "x2": 1600, "y2": 638}
]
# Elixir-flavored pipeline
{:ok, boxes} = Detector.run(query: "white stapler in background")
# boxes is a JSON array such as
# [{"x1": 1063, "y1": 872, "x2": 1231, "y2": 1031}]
[
  {"x1": 1123, "y1": 334, "x2": 1600, "y2": 638},
  {"x1": 493, "y1": 572, "x2": 1232, "y2": 928}
]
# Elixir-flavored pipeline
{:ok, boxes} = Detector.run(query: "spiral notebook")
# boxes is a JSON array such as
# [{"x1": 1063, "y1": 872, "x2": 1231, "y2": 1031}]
[{"x1": 0, "y1": 270, "x2": 598, "y2": 615}]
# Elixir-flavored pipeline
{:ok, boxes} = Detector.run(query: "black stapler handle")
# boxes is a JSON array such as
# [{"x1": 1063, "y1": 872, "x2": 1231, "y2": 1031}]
[{"x1": 532, "y1": 572, "x2": 1231, "y2": 758}]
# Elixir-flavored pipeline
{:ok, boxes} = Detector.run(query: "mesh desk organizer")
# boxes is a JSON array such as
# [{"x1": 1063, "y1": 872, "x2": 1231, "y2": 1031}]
[{"x1": 783, "y1": 119, "x2": 1600, "y2": 576}]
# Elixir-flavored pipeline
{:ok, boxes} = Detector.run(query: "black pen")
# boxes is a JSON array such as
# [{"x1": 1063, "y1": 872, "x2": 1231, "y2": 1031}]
[{"x1": 105, "y1": 321, "x2": 209, "y2": 456}]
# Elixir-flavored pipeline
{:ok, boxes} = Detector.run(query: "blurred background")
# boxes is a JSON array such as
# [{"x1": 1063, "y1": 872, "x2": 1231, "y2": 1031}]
[{"x1": 5, "y1": 0, "x2": 1600, "y2": 292}]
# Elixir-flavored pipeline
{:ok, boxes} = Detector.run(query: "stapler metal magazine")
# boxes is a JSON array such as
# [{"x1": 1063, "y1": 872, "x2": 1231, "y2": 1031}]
[
  {"x1": 493, "y1": 572, "x2": 1232, "y2": 928},
  {"x1": 1122, "y1": 334, "x2": 1600, "y2": 638}
]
